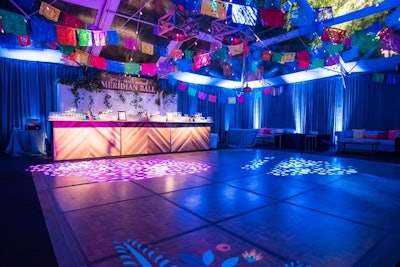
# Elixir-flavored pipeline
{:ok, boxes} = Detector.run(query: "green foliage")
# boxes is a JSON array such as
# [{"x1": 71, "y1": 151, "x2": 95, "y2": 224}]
[
  {"x1": 308, "y1": 0, "x2": 387, "y2": 35},
  {"x1": 130, "y1": 92, "x2": 143, "y2": 110},
  {"x1": 60, "y1": 75, "x2": 104, "y2": 108},
  {"x1": 118, "y1": 92, "x2": 126, "y2": 104},
  {"x1": 104, "y1": 94, "x2": 112, "y2": 109}
]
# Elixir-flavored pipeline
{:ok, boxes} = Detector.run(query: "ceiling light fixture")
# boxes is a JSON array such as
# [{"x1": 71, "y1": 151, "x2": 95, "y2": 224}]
[{"x1": 242, "y1": 82, "x2": 252, "y2": 93}]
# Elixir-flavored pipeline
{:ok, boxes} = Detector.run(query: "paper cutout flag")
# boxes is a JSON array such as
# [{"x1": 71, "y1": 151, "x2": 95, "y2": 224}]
[
  {"x1": 39, "y1": 2, "x2": 61, "y2": 22},
  {"x1": 188, "y1": 87, "x2": 197, "y2": 97},
  {"x1": 141, "y1": 42, "x2": 154, "y2": 55},
  {"x1": 60, "y1": 45, "x2": 74, "y2": 55},
  {"x1": 193, "y1": 53, "x2": 210, "y2": 70},
  {"x1": 228, "y1": 97, "x2": 236, "y2": 104},
  {"x1": 311, "y1": 59, "x2": 325, "y2": 68},
  {"x1": 325, "y1": 55, "x2": 340, "y2": 66},
  {"x1": 282, "y1": 52, "x2": 296, "y2": 63},
  {"x1": 73, "y1": 49, "x2": 89, "y2": 65},
  {"x1": 237, "y1": 95, "x2": 245, "y2": 103},
  {"x1": 208, "y1": 94, "x2": 217, "y2": 103},
  {"x1": 171, "y1": 48, "x2": 183, "y2": 59},
  {"x1": 0, "y1": 9, "x2": 27, "y2": 35},
  {"x1": 158, "y1": 46, "x2": 167, "y2": 57},
  {"x1": 372, "y1": 73, "x2": 385, "y2": 83},
  {"x1": 89, "y1": 55, "x2": 106, "y2": 70},
  {"x1": 124, "y1": 63, "x2": 140, "y2": 75},
  {"x1": 107, "y1": 31, "x2": 119, "y2": 45},
  {"x1": 76, "y1": 29, "x2": 92, "y2": 46},
  {"x1": 123, "y1": 37, "x2": 137, "y2": 50},
  {"x1": 106, "y1": 60, "x2": 124, "y2": 73},
  {"x1": 184, "y1": 50, "x2": 194, "y2": 59},
  {"x1": 198, "y1": 91, "x2": 207, "y2": 100},
  {"x1": 271, "y1": 52, "x2": 283, "y2": 63},
  {"x1": 178, "y1": 82, "x2": 187, "y2": 92},
  {"x1": 141, "y1": 63, "x2": 157, "y2": 76},
  {"x1": 92, "y1": 31, "x2": 106, "y2": 46},
  {"x1": 201, "y1": 0, "x2": 228, "y2": 19},
  {"x1": 63, "y1": 13, "x2": 83, "y2": 29},
  {"x1": 157, "y1": 62, "x2": 175, "y2": 75},
  {"x1": 262, "y1": 51, "x2": 272, "y2": 61},
  {"x1": 321, "y1": 27, "x2": 346, "y2": 44},
  {"x1": 261, "y1": 8, "x2": 285, "y2": 27},
  {"x1": 17, "y1": 34, "x2": 30, "y2": 47},
  {"x1": 56, "y1": 25, "x2": 76, "y2": 46},
  {"x1": 228, "y1": 43, "x2": 243, "y2": 56}
]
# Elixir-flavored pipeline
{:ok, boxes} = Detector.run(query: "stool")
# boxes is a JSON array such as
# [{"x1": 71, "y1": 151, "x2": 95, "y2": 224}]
[
  {"x1": 273, "y1": 134, "x2": 282, "y2": 149},
  {"x1": 210, "y1": 133, "x2": 219, "y2": 149},
  {"x1": 305, "y1": 135, "x2": 317, "y2": 152}
]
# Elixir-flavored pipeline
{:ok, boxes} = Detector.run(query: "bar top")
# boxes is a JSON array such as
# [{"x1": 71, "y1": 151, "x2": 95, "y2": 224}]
[{"x1": 51, "y1": 120, "x2": 213, "y2": 128}]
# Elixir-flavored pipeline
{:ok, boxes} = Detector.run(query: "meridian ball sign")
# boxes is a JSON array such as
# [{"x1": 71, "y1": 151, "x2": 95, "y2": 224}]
[{"x1": 100, "y1": 73, "x2": 157, "y2": 94}]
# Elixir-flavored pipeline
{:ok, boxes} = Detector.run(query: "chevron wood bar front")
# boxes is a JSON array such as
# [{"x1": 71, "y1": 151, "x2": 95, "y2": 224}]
[{"x1": 51, "y1": 121, "x2": 211, "y2": 161}]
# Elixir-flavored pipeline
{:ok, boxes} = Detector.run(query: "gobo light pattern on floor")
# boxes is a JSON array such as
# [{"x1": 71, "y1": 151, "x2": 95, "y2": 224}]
[
  {"x1": 268, "y1": 157, "x2": 358, "y2": 177},
  {"x1": 241, "y1": 156, "x2": 276, "y2": 170},
  {"x1": 29, "y1": 159, "x2": 212, "y2": 182},
  {"x1": 114, "y1": 239, "x2": 311, "y2": 267}
]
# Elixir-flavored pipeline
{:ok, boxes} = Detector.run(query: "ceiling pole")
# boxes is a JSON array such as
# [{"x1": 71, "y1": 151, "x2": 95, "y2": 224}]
[{"x1": 89, "y1": 0, "x2": 121, "y2": 56}]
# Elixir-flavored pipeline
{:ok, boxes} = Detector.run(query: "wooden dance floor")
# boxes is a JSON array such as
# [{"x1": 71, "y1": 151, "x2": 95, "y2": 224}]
[{"x1": 29, "y1": 148, "x2": 400, "y2": 267}]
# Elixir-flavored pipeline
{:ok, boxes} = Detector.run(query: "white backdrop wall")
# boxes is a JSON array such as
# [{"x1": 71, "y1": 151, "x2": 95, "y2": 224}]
[{"x1": 58, "y1": 83, "x2": 177, "y2": 115}]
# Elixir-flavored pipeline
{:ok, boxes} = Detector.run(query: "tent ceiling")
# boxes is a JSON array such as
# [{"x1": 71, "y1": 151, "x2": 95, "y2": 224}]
[{"x1": 0, "y1": 0, "x2": 399, "y2": 86}]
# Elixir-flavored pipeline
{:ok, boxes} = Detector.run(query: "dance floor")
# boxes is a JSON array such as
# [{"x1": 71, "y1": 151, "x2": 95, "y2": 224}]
[{"x1": 29, "y1": 148, "x2": 400, "y2": 267}]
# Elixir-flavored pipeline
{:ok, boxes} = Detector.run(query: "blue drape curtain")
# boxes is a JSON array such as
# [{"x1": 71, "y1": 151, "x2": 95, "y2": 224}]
[
  {"x1": 161, "y1": 73, "x2": 400, "y2": 142},
  {"x1": 344, "y1": 73, "x2": 400, "y2": 130},
  {"x1": 0, "y1": 57, "x2": 93, "y2": 152},
  {"x1": 2, "y1": 57, "x2": 400, "y2": 152}
]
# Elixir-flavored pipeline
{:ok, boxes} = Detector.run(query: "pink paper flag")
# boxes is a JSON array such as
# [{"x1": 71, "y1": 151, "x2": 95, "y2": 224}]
[
  {"x1": 208, "y1": 94, "x2": 217, "y2": 102},
  {"x1": 140, "y1": 63, "x2": 157, "y2": 76},
  {"x1": 198, "y1": 91, "x2": 207, "y2": 100},
  {"x1": 123, "y1": 37, "x2": 137, "y2": 50},
  {"x1": 178, "y1": 82, "x2": 187, "y2": 92},
  {"x1": 92, "y1": 31, "x2": 106, "y2": 46}
]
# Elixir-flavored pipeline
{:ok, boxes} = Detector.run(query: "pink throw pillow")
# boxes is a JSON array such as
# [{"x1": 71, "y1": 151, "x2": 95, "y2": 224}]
[
  {"x1": 388, "y1": 130, "x2": 400, "y2": 140},
  {"x1": 377, "y1": 131, "x2": 388, "y2": 140},
  {"x1": 263, "y1": 128, "x2": 272, "y2": 134},
  {"x1": 364, "y1": 134, "x2": 378, "y2": 140}
]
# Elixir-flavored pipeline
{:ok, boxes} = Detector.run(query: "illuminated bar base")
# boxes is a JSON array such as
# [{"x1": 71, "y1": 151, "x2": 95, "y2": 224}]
[{"x1": 51, "y1": 121, "x2": 211, "y2": 161}]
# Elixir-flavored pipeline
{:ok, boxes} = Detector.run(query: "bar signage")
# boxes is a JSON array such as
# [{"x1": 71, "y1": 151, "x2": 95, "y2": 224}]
[{"x1": 100, "y1": 73, "x2": 157, "y2": 94}]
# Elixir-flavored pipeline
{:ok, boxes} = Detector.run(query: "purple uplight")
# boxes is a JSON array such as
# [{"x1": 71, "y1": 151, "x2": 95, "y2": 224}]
[{"x1": 30, "y1": 158, "x2": 212, "y2": 183}]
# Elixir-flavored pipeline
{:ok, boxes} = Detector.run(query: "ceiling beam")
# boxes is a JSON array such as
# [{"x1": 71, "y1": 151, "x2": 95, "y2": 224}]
[
  {"x1": 324, "y1": 0, "x2": 399, "y2": 27},
  {"x1": 251, "y1": 0, "x2": 399, "y2": 49},
  {"x1": 62, "y1": 0, "x2": 104, "y2": 10}
]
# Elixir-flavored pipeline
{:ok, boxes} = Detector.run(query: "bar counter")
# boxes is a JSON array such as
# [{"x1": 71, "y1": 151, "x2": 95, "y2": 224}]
[{"x1": 51, "y1": 120, "x2": 212, "y2": 161}]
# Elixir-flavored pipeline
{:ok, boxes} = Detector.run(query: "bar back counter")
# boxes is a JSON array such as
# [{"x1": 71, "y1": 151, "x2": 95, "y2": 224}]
[{"x1": 51, "y1": 120, "x2": 211, "y2": 161}]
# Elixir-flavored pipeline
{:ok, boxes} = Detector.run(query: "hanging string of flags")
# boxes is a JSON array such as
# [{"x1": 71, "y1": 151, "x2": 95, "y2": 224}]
[
  {"x1": 175, "y1": 80, "x2": 285, "y2": 105},
  {"x1": 0, "y1": 1, "x2": 400, "y2": 80}
]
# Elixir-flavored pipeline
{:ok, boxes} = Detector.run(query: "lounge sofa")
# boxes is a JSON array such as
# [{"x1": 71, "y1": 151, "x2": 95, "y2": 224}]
[{"x1": 335, "y1": 129, "x2": 400, "y2": 153}]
